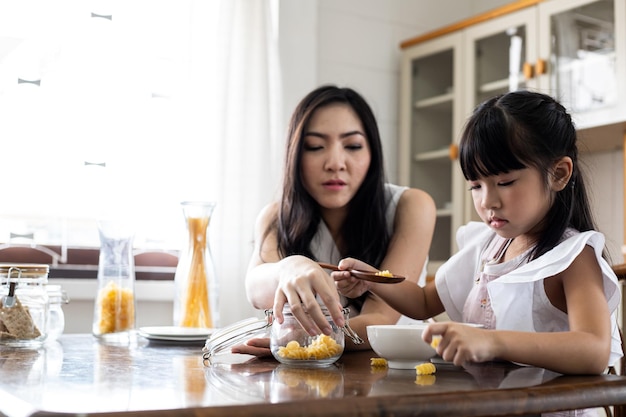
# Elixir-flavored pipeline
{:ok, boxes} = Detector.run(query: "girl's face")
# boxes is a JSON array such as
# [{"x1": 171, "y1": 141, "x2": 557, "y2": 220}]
[
  {"x1": 468, "y1": 167, "x2": 553, "y2": 240},
  {"x1": 300, "y1": 103, "x2": 371, "y2": 213}
]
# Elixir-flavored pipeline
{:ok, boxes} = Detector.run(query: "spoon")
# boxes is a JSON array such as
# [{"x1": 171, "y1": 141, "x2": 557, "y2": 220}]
[{"x1": 318, "y1": 262, "x2": 405, "y2": 284}]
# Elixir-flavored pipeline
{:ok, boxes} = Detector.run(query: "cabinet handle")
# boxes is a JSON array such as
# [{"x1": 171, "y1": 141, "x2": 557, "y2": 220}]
[
  {"x1": 523, "y1": 62, "x2": 534, "y2": 80},
  {"x1": 536, "y1": 59, "x2": 547, "y2": 75},
  {"x1": 448, "y1": 144, "x2": 458, "y2": 160}
]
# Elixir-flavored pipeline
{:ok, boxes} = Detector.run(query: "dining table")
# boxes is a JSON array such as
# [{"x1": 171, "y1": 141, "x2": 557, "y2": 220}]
[{"x1": 1, "y1": 333, "x2": 626, "y2": 417}]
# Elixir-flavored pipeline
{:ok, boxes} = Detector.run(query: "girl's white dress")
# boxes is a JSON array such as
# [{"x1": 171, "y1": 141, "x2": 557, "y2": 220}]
[
  {"x1": 436, "y1": 221, "x2": 622, "y2": 365},
  {"x1": 436, "y1": 221, "x2": 623, "y2": 417}
]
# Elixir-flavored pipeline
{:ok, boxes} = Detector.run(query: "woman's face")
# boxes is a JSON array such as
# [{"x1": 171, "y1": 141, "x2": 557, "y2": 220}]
[{"x1": 300, "y1": 103, "x2": 371, "y2": 212}]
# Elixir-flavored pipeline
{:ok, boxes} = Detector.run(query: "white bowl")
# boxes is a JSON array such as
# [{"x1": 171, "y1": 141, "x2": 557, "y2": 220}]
[{"x1": 366, "y1": 323, "x2": 435, "y2": 369}]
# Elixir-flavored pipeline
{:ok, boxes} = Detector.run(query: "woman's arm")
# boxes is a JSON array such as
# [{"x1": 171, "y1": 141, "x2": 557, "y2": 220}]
[
  {"x1": 244, "y1": 203, "x2": 345, "y2": 334},
  {"x1": 423, "y1": 246, "x2": 612, "y2": 374}
]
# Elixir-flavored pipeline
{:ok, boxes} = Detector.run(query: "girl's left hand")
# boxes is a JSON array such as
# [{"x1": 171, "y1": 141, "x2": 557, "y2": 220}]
[{"x1": 422, "y1": 322, "x2": 495, "y2": 366}]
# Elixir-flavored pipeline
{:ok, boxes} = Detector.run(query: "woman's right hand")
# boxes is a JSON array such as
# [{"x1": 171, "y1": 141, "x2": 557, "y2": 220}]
[{"x1": 272, "y1": 255, "x2": 345, "y2": 336}]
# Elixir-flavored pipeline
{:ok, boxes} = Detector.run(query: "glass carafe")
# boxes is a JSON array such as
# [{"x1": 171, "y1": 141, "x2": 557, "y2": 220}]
[
  {"x1": 174, "y1": 201, "x2": 219, "y2": 329},
  {"x1": 92, "y1": 220, "x2": 136, "y2": 341}
]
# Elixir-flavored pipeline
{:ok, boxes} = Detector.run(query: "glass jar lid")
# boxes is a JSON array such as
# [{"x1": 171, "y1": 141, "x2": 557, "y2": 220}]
[
  {"x1": 0, "y1": 263, "x2": 49, "y2": 279},
  {"x1": 203, "y1": 311, "x2": 272, "y2": 365},
  {"x1": 0, "y1": 263, "x2": 49, "y2": 284}
]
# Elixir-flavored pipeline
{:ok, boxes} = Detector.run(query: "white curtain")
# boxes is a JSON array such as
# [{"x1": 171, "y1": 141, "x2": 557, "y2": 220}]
[
  {"x1": 0, "y1": 0, "x2": 283, "y2": 325},
  {"x1": 206, "y1": 0, "x2": 283, "y2": 324}
]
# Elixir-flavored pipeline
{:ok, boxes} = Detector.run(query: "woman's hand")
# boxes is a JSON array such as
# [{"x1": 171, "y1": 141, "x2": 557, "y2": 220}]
[
  {"x1": 272, "y1": 255, "x2": 345, "y2": 335},
  {"x1": 422, "y1": 322, "x2": 495, "y2": 366}
]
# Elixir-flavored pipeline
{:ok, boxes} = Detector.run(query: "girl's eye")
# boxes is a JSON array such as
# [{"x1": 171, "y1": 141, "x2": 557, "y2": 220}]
[
  {"x1": 345, "y1": 143, "x2": 363, "y2": 150},
  {"x1": 498, "y1": 180, "x2": 515, "y2": 186},
  {"x1": 468, "y1": 184, "x2": 481, "y2": 191}
]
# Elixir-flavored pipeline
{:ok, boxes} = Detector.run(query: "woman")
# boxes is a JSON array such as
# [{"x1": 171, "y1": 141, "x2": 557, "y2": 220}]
[{"x1": 238, "y1": 85, "x2": 436, "y2": 354}]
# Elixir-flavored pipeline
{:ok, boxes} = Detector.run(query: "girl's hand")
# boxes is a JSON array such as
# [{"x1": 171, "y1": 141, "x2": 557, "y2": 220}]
[
  {"x1": 272, "y1": 256, "x2": 345, "y2": 335},
  {"x1": 333, "y1": 257, "x2": 376, "y2": 298},
  {"x1": 422, "y1": 322, "x2": 495, "y2": 366}
]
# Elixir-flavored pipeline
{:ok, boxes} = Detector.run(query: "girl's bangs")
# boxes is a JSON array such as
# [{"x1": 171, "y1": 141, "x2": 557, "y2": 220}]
[{"x1": 460, "y1": 112, "x2": 527, "y2": 181}]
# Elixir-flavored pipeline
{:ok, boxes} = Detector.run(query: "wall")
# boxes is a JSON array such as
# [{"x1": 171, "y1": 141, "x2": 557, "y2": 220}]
[{"x1": 280, "y1": 0, "x2": 512, "y2": 183}]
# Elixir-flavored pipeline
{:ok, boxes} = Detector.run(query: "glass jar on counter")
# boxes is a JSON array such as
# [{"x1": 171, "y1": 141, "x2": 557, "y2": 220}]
[
  {"x1": 270, "y1": 305, "x2": 357, "y2": 368},
  {"x1": 203, "y1": 305, "x2": 363, "y2": 368},
  {"x1": 0, "y1": 263, "x2": 49, "y2": 347},
  {"x1": 46, "y1": 284, "x2": 69, "y2": 341}
]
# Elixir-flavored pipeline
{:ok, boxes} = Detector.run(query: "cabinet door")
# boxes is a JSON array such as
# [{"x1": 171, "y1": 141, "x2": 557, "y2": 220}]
[
  {"x1": 399, "y1": 32, "x2": 464, "y2": 270},
  {"x1": 464, "y1": 7, "x2": 539, "y2": 114},
  {"x1": 463, "y1": 7, "x2": 538, "y2": 222},
  {"x1": 538, "y1": 0, "x2": 626, "y2": 128}
]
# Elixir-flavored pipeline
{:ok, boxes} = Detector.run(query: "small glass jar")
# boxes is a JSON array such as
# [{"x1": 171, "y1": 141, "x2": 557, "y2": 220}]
[
  {"x1": 0, "y1": 263, "x2": 49, "y2": 347},
  {"x1": 202, "y1": 306, "x2": 363, "y2": 367},
  {"x1": 270, "y1": 305, "x2": 349, "y2": 367},
  {"x1": 46, "y1": 284, "x2": 69, "y2": 341}
]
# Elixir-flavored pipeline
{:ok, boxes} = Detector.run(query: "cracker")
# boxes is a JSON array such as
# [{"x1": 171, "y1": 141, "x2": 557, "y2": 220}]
[{"x1": 0, "y1": 297, "x2": 41, "y2": 339}]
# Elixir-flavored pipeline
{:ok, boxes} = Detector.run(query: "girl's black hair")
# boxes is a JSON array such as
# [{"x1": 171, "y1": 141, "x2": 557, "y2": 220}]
[
  {"x1": 459, "y1": 90, "x2": 598, "y2": 260},
  {"x1": 263, "y1": 85, "x2": 389, "y2": 267}
]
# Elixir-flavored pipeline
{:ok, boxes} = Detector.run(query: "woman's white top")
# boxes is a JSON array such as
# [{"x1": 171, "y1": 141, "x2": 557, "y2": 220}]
[
  {"x1": 309, "y1": 183, "x2": 428, "y2": 318},
  {"x1": 435, "y1": 221, "x2": 623, "y2": 367}
]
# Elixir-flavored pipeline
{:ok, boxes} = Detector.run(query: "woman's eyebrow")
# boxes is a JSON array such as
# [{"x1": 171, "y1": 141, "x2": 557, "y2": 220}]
[
  {"x1": 304, "y1": 130, "x2": 365, "y2": 139},
  {"x1": 340, "y1": 130, "x2": 365, "y2": 138}
]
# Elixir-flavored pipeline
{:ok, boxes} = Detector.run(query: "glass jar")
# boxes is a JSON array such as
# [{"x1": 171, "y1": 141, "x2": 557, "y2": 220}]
[
  {"x1": 0, "y1": 263, "x2": 49, "y2": 347},
  {"x1": 202, "y1": 306, "x2": 363, "y2": 368},
  {"x1": 46, "y1": 284, "x2": 69, "y2": 341},
  {"x1": 92, "y1": 219, "x2": 136, "y2": 341},
  {"x1": 270, "y1": 305, "x2": 349, "y2": 368}
]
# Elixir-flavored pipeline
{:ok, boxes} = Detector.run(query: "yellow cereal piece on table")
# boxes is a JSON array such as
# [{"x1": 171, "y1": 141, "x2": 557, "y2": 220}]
[
  {"x1": 415, "y1": 362, "x2": 436, "y2": 375},
  {"x1": 415, "y1": 375, "x2": 436, "y2": 386},
  {"x1": 375, "y1": 270, "x2": 393, "y2": 277},
  {"x1": 370, "y1": 357, "x2": 388, "y2": 368}
]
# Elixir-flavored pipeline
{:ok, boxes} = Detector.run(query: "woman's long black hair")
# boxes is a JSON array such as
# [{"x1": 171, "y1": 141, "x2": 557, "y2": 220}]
[
  {"x1": 262, "y1": 85, "x2": 389, "y2": 267},
  {"x1": 459, "y1": 90, "x2": 599, "y2": 261}
]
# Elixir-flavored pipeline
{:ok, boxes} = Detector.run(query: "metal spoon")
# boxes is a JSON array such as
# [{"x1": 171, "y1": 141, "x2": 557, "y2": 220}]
[{"x1": 318, "y1": 262, "x2": 405, "y2": 284}]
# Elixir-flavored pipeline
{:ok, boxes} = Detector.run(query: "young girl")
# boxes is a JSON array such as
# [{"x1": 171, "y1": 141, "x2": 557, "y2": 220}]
[
  {"x1": 336, "y1": 90, "x2": 622, "y2": 376},
  {"x1": 238, "y1": 85, "x2": 436, "y2": 355}
]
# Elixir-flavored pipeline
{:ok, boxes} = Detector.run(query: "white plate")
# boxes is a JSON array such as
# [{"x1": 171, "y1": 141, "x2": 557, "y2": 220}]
[{"x1": 138, "y1": 326, "x2": 212, "y2": 341}]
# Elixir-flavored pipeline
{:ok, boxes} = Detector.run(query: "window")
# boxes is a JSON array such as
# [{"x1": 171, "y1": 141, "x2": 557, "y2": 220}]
[{"x1": 0, "y1": 1, "x2": 225, "y2": 270}]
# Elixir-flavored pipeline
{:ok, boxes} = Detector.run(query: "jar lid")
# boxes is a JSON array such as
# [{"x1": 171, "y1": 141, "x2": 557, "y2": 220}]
[
  {"x1": 0, "y1": 263, "x2": 49, "y2": 279},
  {"x1": 203, "y1": 312, "x2": 272, "y2": 366}
]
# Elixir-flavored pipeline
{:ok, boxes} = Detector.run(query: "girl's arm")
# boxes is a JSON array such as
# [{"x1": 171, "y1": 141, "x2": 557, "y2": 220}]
[
  {"x1": 423, "y1": 246, "x2": 611, "y2": 375},
  {"x1": 244, "y1": 203, "x2": 345, "y2": 334},
  {"x1": 335, "y1": 188, "x2": 443, "y2": 350}
]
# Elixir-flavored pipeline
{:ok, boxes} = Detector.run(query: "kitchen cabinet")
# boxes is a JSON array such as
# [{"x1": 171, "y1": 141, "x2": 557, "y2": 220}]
[
  {"x1": 398, "y1": 31, "x2": 466, "y2": 272},
  {"x1": 399, "y1": 0, "x2": 626, "y2": 271}
]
